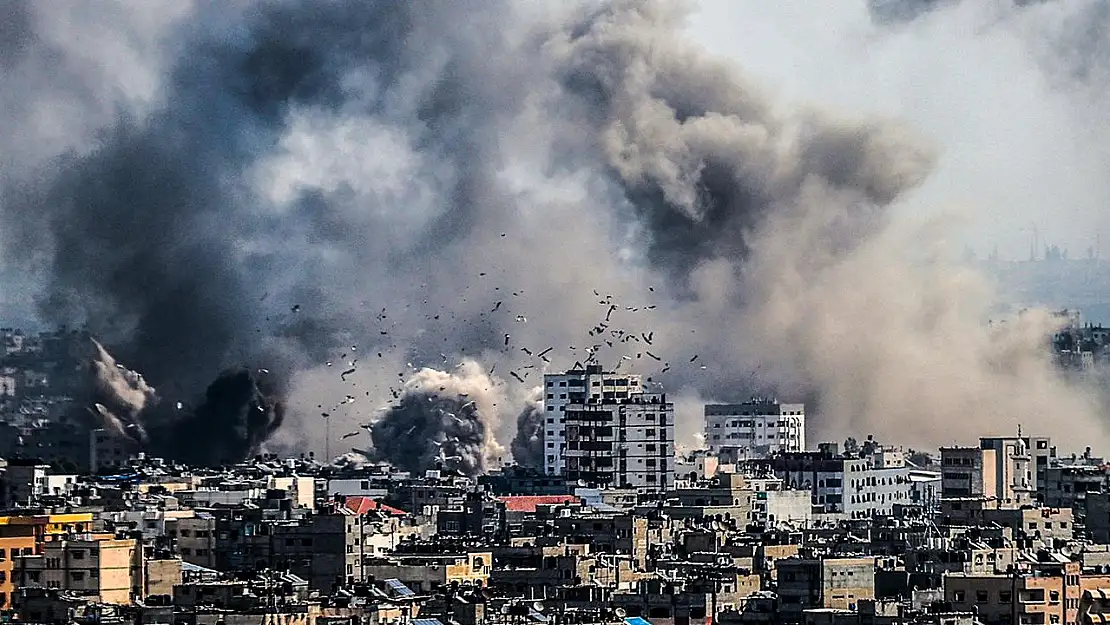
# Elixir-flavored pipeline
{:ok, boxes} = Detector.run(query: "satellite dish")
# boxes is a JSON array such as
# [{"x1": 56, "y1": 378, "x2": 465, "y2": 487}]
[
  {"x1": 614, "y1": 608, "x2": 627, "y2": 618},
  {"x1": 501, "y1": 605, "x2": 512, "y2": 615},
  {"x1": 533, "y1": 601, "x2": 545, "y2": 612}
]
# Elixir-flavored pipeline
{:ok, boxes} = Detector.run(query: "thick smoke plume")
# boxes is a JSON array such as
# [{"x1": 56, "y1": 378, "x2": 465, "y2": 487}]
[
  {"x1": 89, "y1": 340, "x2": 284, "y2": 466},
  {"x1": 509, "y1": 394, "x2": 545, "y2": 469},
  {"x1": 369, "y1": 361, "x2": 506, "y2": 477},
  {"x1": 0, "y1": 0, "x2": 1107, "y2": 464}
]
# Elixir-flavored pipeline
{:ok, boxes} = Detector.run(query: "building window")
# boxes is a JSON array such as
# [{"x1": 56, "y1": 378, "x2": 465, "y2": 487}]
[
  {"x1": 999, "y1": 591, "x2": 1012, "y2": 603},
  {"x1": 976, "y1": 591, "x2": 989, "y2": 603},
  {"x1": 953, "y1": 590, "x2": 966, "y2": 602}
]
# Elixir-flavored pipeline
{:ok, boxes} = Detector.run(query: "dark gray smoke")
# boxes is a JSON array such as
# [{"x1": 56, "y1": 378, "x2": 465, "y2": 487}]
[
  {"x1": 509, "y1": 395, "x2": 544, "y2": 469},
  {"x1": 89, "y1": 340, "x2": 284, "y2": 465},
  {"x1": 368, "y1": 362, "x2": 505, "y2": 477},
  {"x1": 867, "y1": 0, "x2": 1053, "y2": 24},
  {"x1": 1, "y1": 0, "x2": 1104, "y2": 457}
]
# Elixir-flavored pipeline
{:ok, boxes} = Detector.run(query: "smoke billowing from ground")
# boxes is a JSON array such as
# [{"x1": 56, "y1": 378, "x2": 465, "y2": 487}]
[
  {"x1": 1, "y1": 0, "x2": 1108, "y2": 463},
  {"x1": 89, "y1": 340, "x2": 284, "y2": 465},
  {"x1": 368, "y1": 362, "x2": 506, "y2": 476},
  {"x1": 509, "y1": 394, "x2": 545, "y2": 469}
]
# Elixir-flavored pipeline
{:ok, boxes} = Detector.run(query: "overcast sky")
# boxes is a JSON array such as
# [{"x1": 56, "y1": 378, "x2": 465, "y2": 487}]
[{"x1": 688, "y1": 0, "x2": 1110, "y2": 261}]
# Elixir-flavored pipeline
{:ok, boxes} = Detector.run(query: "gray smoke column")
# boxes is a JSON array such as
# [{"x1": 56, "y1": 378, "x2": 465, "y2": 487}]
[
  {"x1": 369, "y1": 361, "x2": 506, "y2": 476},
  {"x1": 88, "y1": 340, "x2": 284, "y2": 465},
  {"x1": 509, "y1": 391, "x2": 544, "y2": 468}
]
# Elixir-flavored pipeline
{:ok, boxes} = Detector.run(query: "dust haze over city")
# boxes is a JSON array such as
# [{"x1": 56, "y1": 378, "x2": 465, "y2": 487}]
[{"x1": 0, "y1": 0, "x2": 1108, "y2": 472}]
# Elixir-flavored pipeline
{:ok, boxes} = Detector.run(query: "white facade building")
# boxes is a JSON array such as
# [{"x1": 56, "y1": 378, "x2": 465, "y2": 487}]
[
  {"x1": 564, "y1": 390, "x2": 675, "y2": 491},
  {"x1": 704, "y1": 399, "x2": 805, "y2": 459},
  {"x1": 541, "y1": 365, "x2": 642, "y2": 475}
]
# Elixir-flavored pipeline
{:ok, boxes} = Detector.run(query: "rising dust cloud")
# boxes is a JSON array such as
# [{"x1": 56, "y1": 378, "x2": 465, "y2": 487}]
[{"x1": 0, "y1": 0, "x2": 1105, "y2": 468}]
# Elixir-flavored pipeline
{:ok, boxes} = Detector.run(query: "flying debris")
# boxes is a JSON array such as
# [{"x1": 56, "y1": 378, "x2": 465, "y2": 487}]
[{"x1": 342, "y1": 432, "x2": 359, "y2": 439}]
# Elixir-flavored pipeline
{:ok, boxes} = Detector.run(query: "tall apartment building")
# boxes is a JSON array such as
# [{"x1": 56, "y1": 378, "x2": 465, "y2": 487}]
[
  {"x1": 543, "y1": 366, "x2": 674, "y2": 491},
  {"x1": 704, "y1": 398, "x2": 805, "y2": 459},
  {"x1": 541, "y1": 366, "x2": 642, "y2": 475},
  {"x1": 941, "y1": 435, "x2": 1047, "y2": 505}
]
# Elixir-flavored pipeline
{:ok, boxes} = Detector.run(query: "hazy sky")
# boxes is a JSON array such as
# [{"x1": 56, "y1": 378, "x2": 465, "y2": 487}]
[{"x1": 688, "y1": 0, "x2": 1110, "y2": 261}]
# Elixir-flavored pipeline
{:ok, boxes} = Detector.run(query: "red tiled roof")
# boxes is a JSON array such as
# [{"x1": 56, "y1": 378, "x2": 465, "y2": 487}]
[
  {"x1": 342, "y1": 496, "x2": 406, "y2": 516},
  {"x1": 497, "y1": 495, "x2": 580, "y2": 513}
]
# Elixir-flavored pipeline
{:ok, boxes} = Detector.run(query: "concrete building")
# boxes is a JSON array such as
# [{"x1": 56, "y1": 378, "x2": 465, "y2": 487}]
[
  {"x1": 542, "y1": 365, "x2": 642, "y2": 475},
  {"x1": 89, "y1": 429, "x2": 139, "y2": 473},
  {"x1": 0, "y1": 513, "x2": 94, "y2": 609},
  {"x1": 943, "y1": 558, "x2": 1096, "y2": 625},
  {"x1": 939, "y1": 446, "x2": 995, "y2": 500},
  {"x1": 704, "y1": 399, "x2": 805, "y2": 459},
  {"x1": 941, "y1": 436, "x2": 1044, "y2": 506},
  {"x1": 362, "y1": 551, "x2": 492, "y2": 593},
  {"x1": 562, "y1": 382, "x2": 675, "y2": 491},
  {"x1": 757, "y1": 444, "x2": 914, "y2": 518},
  {"x1": 267, "y1": 475, "x2": 315, "y2": 509},
  {"x1": 1042, "y1": 462, "x2": 1107, "y2": 512},
  {"x1": 979, "y1": 436, "x2": 1036, "y2": 506},
  {"x1": 0, "y1": 459, "x2": 49, "y2": 508},
  {"x1": 1085, "y1": 493, "x2": 1110, "y2": 544},
  {"x1": 170, "y1": 514, "x2": 218, "y2": 570},
  {"x1": 757, "y1": 489, "x2": 814, "y2": 529},
  {"x1": 15, "y1": 536, "x2": 138, "y2": 604},
  {"x1": 776, "y1": 557, "x2": 876, "y2": 619}
]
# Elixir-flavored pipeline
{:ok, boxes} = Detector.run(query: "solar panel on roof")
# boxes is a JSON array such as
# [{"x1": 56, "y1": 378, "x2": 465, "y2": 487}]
[
  {"x1": 412, "y1": 619, "x2": 443, "y2": 625},
  {"x1": 385, "y1": 578, "x2": 416, "y2": 597}
]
